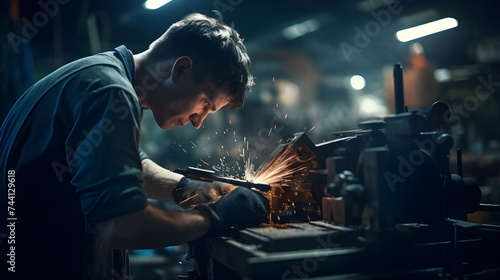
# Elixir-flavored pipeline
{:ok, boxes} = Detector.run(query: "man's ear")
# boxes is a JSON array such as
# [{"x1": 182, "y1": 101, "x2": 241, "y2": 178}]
[{"x1": 170, "y1": 56, "x2": 193, "y2": 83}]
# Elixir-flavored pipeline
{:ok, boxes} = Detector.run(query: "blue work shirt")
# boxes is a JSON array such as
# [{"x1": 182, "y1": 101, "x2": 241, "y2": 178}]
[{"x1": 0, "y1": 46, "x2": 148, "y2": 279}]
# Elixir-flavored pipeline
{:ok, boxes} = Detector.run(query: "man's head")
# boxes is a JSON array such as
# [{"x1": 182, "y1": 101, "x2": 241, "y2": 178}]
[{"x1": 134, "y1": 12, "x2": 254, "y2": 130}]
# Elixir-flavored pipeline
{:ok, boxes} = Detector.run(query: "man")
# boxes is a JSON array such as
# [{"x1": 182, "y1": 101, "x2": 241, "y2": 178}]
[{"x1": 0, "y1": 13, "x2": 269, "y2": 279}]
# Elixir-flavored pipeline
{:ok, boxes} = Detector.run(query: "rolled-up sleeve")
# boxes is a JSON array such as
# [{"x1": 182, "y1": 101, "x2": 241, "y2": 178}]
[
  {"x1": 66, "y1": 87, "x2": 147, "y2": 224},
  {"x1": 139, "y1": 148, "x2": 150, "y2": 161}
]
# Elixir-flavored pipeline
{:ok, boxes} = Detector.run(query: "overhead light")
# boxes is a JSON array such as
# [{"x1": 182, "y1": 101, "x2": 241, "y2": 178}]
[
  {"x1": 350, "y1": 75, "x2": 366, "y2": 90},
  {"x1": 434, "y1": 68, "x2": 452, "y2": 82},
  {"x1": 282, "y1": 19, "x2": 320, "y2": 40},
  {"x1": 396, "y1": 17, "x2": 458, "y2": 42},
  {"x1": 144, "y1": 0, "x2": 172, "y2": 10},
  {"x1": 358, "y1": 95, "x2": 388, "y2": 118}
]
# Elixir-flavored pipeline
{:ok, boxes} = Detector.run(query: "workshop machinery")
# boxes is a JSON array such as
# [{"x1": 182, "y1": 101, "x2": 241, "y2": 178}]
[{"x1": 179, "y1": 65, "x2": 500, "y2": 280}]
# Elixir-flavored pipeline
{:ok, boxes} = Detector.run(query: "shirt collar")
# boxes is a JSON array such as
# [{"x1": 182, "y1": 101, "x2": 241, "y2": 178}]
[{"x1": 113, "y1": 45, "x2": 135, "y2": 84}]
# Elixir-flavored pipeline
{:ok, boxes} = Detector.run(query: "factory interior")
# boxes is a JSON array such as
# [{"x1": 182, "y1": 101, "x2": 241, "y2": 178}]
[{"x1": 2, "y1": 0, "x2": 500, "y2": 279}]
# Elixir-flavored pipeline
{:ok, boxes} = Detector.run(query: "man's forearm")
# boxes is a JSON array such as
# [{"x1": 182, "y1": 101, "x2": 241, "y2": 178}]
[
  {"x1": 97, "y1": 204, "x2": 211, "y2": 249},
  {"x1": 141, "y1": 158, "x2": 183, "y2": 199}
]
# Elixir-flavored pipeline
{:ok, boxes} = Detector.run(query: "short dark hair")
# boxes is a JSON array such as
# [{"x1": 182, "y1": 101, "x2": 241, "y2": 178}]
[{"x1": 149, "y1": 12, "x2": 254, "y2": 109}]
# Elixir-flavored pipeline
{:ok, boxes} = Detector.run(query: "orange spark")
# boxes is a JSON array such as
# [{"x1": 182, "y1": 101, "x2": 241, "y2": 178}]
[
  {"x1": 248, "y1": 143, "x2": 316, "y2": 187},
  {"x1": 179, "y1": 193, "x2": 199, "y2": 205}
]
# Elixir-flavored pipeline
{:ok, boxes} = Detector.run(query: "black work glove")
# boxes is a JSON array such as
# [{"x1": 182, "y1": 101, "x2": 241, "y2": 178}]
[
  {"x1": 172, "y1": 177, "x2": 223, "y2": 206},
  {"x1": 197, "y1": 186, "x2": 270, "y2": 234}
]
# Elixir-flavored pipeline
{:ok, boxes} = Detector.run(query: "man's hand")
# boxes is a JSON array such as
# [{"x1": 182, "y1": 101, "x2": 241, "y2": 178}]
[
  {"x1": 96, "y1": 204, "x2": 211, "y2": 249},
  {"x1": 199, "y1": 186, "x2": 270, "y2": 234},
  {"x1": 172, "y1": 177, "x2": 225, "y2": 206}
]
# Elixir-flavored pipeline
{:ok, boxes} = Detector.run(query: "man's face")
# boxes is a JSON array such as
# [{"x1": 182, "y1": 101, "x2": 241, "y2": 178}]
[
  {"x1": 137, "y1": 56, "x2": 231, "y2": 130},
  {"x1": 150, "y1": 85, "x2": 230, "y2": 130}
]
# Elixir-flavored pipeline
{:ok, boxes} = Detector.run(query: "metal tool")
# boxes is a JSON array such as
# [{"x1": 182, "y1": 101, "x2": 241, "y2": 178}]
[
  {"x1": 174, "y1": 167, "x2": 271, "y2": 192},
  {"x1": 393, "y1": 63, "x2": 405, "y2": 114}
]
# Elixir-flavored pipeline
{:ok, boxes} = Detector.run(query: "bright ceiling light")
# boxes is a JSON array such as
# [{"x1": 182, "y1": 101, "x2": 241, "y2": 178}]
[
  {"x1": 434, "y1": 68, "x2": 452, "y2": 82},
  {"x1": 396, "y1": 17, "x2": 458, "y2": 42},
  {"x1": 350, "y1": 75, "x2": 366, "y2": 90},
  {"x1": 144, "y1": 0, "x2": 172, "y2": 10},
  {"x1": 358, "y1": 95, "x2": 388, "y2": 118},
  {"x1": 282, "y1": 19, "x2": 320, "y2": 40}
]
